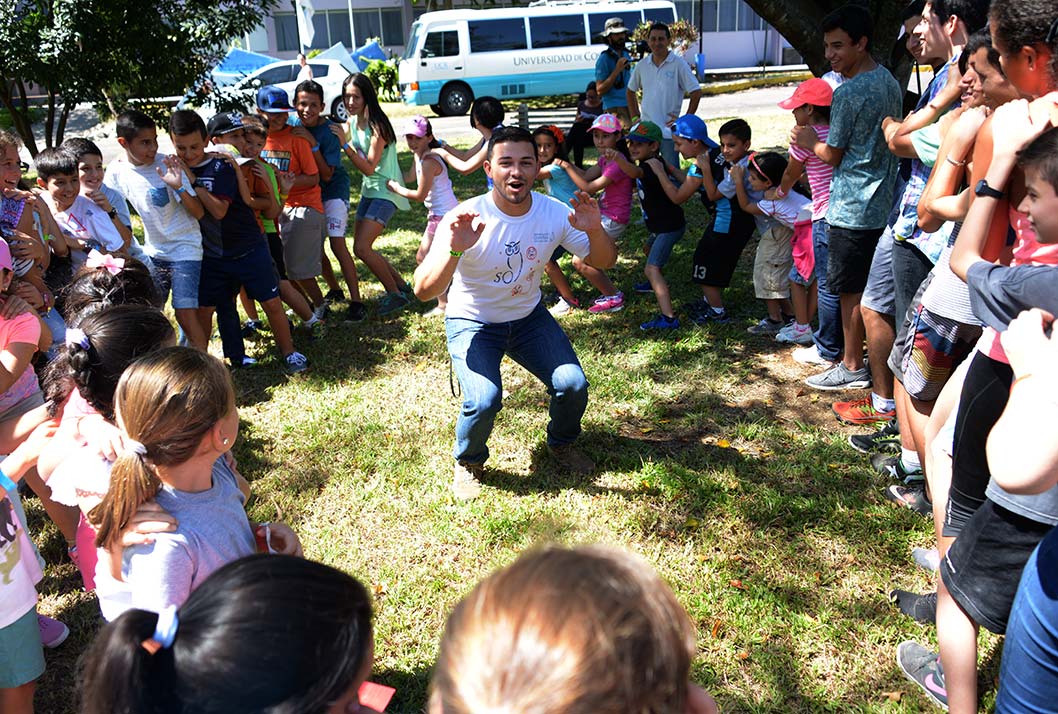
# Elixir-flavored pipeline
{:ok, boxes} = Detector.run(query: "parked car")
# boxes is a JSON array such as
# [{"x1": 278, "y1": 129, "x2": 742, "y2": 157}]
[{"x1": 179, "y1": 58, "x2": 354, "y2": 122}]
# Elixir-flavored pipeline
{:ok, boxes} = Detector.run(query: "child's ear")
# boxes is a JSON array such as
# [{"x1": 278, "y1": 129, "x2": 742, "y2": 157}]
[
  {"x1": 117, "y1": 137, "x2": 129, "y2": 149},
  {"x1": 36, "y1": 177, "x2": 47, "y2": 189}
]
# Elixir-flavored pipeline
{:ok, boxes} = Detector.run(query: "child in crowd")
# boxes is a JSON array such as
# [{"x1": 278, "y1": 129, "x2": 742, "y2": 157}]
[
  {"x1": 256, "y1": 86, "x2": 329, "y2": 321},
  {"x1": 0, "y1": 420, "x2": 60, "y2": 714},
  {"x1": 430, "y1": 545, "x2": 718, "y2": 714},
  {"x1": 86, "y1": 347, "x2": 301, "y2": 619},
  {"x1": 80, "y1": 555, "x2": 375, "y2": 714},
  {"x1": 619, "y1": 121, "x2": 686, "y2": 330},
  {"x1": 554, "y1": 113, "x2": 627, "y2": 314},
  {"x1": 656, "y1": 116, "x2": 756, "y2": 324},
  {"x1": 730, "y1": 152, "x2": 809, "y2": 336},
  {"x1": 434, "y1": 96, "x2": 506, "y2": 184},
  {"x1": 290, "y1": 80, "x2": 362, "y2": 320},
  {"x1": 386, "y1": 116, "x2": 459, "y2": 315},
  {"x1": 232, "y1": 114, "x2": 320, "y2": 336},
  {"x1": 34, "y1": 148, "x2": 125, "y2": 266},
  {"x1": 568, "y1": 81, "x2": 603, "y2": 168},
  {"x1": 168, "y1": 110, "x2": 307, "y2": 374},
  {"x1": 103, "y1": 110, "x2": 208, "y2": 349},
  {"x1": 334, "y1": 74, "x2": 413, "y2": 317},
  {"x1": 532, "y1": 124, "x2": 613, "y2": 316}
]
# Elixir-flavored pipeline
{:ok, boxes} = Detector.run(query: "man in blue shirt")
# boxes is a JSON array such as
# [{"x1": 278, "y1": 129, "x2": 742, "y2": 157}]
[{"x1": 595, "y1": 18, "x2": 632, "y2": 129}]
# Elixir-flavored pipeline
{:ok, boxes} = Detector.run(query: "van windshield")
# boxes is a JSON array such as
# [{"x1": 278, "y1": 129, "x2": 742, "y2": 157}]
[{"x1": 402, "y1": 23, "x2": 421, "y2": 60}]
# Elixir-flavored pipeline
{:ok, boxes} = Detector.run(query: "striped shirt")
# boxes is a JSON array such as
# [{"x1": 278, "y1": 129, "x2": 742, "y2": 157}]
[{"x1": 789, "y1": 125, "x2": 832, "y2": 221}]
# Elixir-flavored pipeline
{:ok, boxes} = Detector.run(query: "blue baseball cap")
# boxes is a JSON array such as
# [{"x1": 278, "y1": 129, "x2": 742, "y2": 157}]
[
  {"x1": 671, "y1": 115, "x2": 719, "y2": 149},
  {"x1": 256, "y1": 86, "x2": 293, "y2": 113}
]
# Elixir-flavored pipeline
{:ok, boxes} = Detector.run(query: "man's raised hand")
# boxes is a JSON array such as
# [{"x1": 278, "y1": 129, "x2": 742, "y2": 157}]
[
  {"x1": 450, "y1": 212, "x2": 484, "y2": 253},
  {"x1": 568, "y1": 190, "x2": 602, "y2": 232}
]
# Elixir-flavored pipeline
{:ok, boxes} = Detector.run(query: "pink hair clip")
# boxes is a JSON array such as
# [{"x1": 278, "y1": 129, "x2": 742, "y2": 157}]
[{"x1": 85, "y1": 249, "x2": 125, "y2": 276}]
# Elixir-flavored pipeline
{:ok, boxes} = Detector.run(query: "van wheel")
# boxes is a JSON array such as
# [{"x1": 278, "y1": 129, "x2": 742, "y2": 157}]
[
  {"x1": 439, "y1": 83, "x2": 472, "y2": 116},
  {"x1": 331, "y1": 96, "x2": 349, "y2": 123},
  {"x1": 429, "y1": 104, "x2": 442, "y2": 116}
]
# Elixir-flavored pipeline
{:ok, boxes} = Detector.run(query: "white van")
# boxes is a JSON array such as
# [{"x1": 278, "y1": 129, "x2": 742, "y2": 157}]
[{"x1": 398, "y1": 0, "x2": 677, "y2": 116}]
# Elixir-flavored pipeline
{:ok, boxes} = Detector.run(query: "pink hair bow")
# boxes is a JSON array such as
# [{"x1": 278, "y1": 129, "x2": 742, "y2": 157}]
[{"x1": 85, "y1": 249, "x2": 125, "y2": 275}]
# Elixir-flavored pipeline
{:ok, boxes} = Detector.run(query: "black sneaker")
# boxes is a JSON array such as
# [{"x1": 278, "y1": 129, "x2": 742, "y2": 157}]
[
  {"x1": 885, "y1": 483, "x2": 932, "y2": 517},
  {"x1": 241, "y1": 319, "x2": 263, "y2": 338},
  {"x1": 890, "y1": 589, "x2": 938, "y2": 624},
  {"x1": 324, "y1": 288, "x2": 345, "y2": 304},
  {"x1": 684, "y1": 299, "x2": 711, "y2": 317},
  {"x1": 872, "y1": 453, "x2": 924, "y2": 484},
  {"x1": 344, "y1": 301, "x2": 366, "y2": 323},
  {"x1": 897, "y1": 641, "x2": 948, "y2": 710},
  {"x1": 848, "y1": 418, "x2": 901, "y2": 454},
  {"x1": 691, "y1": 306, "x2": 730, "y2": 325}
]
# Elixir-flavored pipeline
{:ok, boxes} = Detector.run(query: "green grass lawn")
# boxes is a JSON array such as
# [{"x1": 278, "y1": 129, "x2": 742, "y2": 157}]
[{"x1": 25, "y1": 126, "x2": 999, "y2": 713}]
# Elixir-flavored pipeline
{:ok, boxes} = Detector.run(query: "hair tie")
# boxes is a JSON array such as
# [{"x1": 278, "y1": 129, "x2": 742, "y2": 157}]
[
  {"x1": 547, "y1": 125, "x2": 566, "y2": 144},
  {"x1": 65, "y1": 328, "x2": 90, "y2": 350},
  {"x1": 124, "y1": 438, "x2": 148, "y2": 457},
  {"x1": 142, "y1": 605, "x2": 179, "y2": 654},
  {"x1": 85, "y1": 249, "x2": 126, "y2": 275}
]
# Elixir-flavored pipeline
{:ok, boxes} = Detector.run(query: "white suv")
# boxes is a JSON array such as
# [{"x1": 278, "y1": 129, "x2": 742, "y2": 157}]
[{"x1": 181, "y1": 58, "x2": 354, "y2": 122}]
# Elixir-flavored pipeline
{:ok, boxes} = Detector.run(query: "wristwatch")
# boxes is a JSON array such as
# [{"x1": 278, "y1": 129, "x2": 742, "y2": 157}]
[
  {"x1": 974, "y1": 179, "x2": 1005, "y2": 200},
  {"x1": 107, "y1": 208, "x2": 118, "y2": 219}
]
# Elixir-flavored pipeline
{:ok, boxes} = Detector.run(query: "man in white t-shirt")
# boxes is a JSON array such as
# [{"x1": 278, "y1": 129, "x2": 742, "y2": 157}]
[{"x1": 414, "y1": 127, "x2": 617, "y2": 499}]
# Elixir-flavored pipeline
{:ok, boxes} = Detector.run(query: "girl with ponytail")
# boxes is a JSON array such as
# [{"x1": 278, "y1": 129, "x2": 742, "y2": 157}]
[
  {"x1": 85, "y1": 347, "x2": 301, "y2": 619},
  {"x1": 81, "y1": 554, "x2": 378, "y2": 714}
]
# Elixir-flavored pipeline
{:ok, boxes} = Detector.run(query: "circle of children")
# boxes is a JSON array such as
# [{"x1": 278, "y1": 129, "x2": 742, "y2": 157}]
[{"x1": 3, "y1": 0, "x2": 1058, "y2": 709}]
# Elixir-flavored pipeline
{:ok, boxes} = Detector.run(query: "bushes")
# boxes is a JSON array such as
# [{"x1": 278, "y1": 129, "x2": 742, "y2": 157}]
[{"x1": 364, "y1": 59, "x2": 399, "y2": 101}]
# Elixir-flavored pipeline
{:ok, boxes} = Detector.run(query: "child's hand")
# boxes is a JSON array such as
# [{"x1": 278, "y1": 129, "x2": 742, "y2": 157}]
[
  {"x1": 119, "y1": 500, "x2": 178, "y2": 547},
  {"x1": 257, "y1": 522, "x2": 303, "y2": 556},
  {"x1": 991, "y1": 99, "x2": 1051, "y2": 163},
  {"x1": 1001, "y1": 308, "x2": 1058, "y2": 378},
  {"x1": 291, "y1": 126, "x2": 317, "y2": 148},
  {"x1": 156, "y1": 155, "x2": 185, "y2": 190},
  {"x1": 763, "y1": 187, "x2": 778, "y2": 200},
  {"x1": 12, "y1": 280, "x2": 44, "y2": 311},
  {"x1": 1, "y1": 187, "x2": 35, "y2": 202},
  {"x1": 950, "y1": 105, "x2": 991, "y2": 151},
  {"x1": 0, "y1": 293, "x2": 33, "y2": 319},
  {"x1": 329, "y1": 122, "x2": 347, "y2": 145},
  {"x1": 78, "y1": 415, "x2": 135, "y2": 462},
  {"x1": 790, "y1": 124, "x2": 819, "y2": 150},
  {"x1": 7, "y1": 230, "x2": 44, "y2": 263},
  {"x1": 648, "y1": 160, "x2": 667, "y2": 179},
  {"x1": 729, "y1": 164, "x2": 745, "y2": 182},
  {"x1": 277, "y1": 171, "x2": 296, "y2": 194},
  {"x1": 601, "y1": 148, "x2": 618, "y2": 161},
  {"x1": 251, "y1": 162, "x2": 270, "y2": 182},
  {"x1": 85, "y1": 188, "x2": 114, "y2": 213},
  {"x1": 385, "y1": 179, "x2": 399, "y2": 193},
  {"x1": 9, "y1": 418, "x2": 60, "y2": 470}
]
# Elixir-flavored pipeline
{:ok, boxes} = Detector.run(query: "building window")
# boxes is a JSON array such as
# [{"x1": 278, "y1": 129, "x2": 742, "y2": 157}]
[
  {"x1": 468, "y1": 19, "x2": 527, "y2": 52},
  {"x1": 275, "y1": 13, "x2": 299, "y2": 52},
  {"x1": 529, "y1": 15, "x2": 586, "y2": 48},
  {"x1": 353, "y1": 10, "x2": 382, "y2": 44},
  {"x1": 588, "y1": 11, "x2": 642, "y2": 40},
  {"x1": 675, "y1": 0, "x2": 763, "y2": 32},
  {"x1": 381, "y1": 8, "x2": 404, "y2": 46},
  {"x1": 245, "y1": 22, "x2": 270, "y2": 52},
  {"x1": 328, "y1": 12, "x2": 352, "y2": 49}
]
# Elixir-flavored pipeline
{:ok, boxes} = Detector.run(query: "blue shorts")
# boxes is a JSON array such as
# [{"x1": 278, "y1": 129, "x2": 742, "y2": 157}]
[
  {"x1": 199, "y1": 242, "x2": 281, "y2": 307},
  {"x1": 146, "y1": 256, "x2": 201, "y2": 310},
  {"x1": 788, "y1": 263, "x2": 814, "y2": 287},
  {"x1": 355, "y1": 197, "x2": 398, "y2": 227},
  {"x1": 645, "y1": 226, "x2": 685, "y2": 267},
  {"x1": 0, "y1": 606, "x2": 44, "y2": 688}
]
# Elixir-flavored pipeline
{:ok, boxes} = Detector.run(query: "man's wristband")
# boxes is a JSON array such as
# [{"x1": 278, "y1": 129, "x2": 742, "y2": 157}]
[
  {"x1": 0, "y1": 469, "x2": 18, "y2": 495},
  {"x1": 311, "y1": 145, "x2": 320, "y2": 153},
  {"x1": 450, "y1": 249, "x2": 464, "y2": 258}
]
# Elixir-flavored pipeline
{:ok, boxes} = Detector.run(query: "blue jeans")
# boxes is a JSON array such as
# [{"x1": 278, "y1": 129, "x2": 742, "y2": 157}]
[
  {"x1": 445, "y1": 301, "x2": 589, "y2": 465},
  {"x1": 812, "y1": 219, "x2": 843, "y2": 362},
  {"x1": 996, "y1": 527, "x2": 1058, "y2": 712}
]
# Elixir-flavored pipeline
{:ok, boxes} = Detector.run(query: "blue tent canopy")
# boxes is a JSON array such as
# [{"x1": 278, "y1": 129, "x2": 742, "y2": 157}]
[{"x1": 211, "y1": 48, "x2": 277, "y2": 86}]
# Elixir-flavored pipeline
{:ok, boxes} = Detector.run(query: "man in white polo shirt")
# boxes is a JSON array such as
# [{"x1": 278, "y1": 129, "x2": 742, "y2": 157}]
[
  {"x1": 414, "y1": 127, "x2": 617, "y2": 500},
  {"x1": 626, "y1": 22, "x2": 702, "y2": 167}
]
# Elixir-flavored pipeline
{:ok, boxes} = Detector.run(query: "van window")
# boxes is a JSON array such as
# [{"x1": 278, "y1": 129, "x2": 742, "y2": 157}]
[
  {"x1": 644, "y1": 7, "x2": 677, "y2": 24},
  {"x1": 423, "y1": 30, "x2": 459, "y2": 57},
  {"x1": 588, "y1": 11, "x2": 643, "y2": 41},
  {"x1": 468, "y1": 18, "x2": 528, "y2": 52},
  {"x1": 529, "y1": 15, "x2": 586, "y2": 48}
]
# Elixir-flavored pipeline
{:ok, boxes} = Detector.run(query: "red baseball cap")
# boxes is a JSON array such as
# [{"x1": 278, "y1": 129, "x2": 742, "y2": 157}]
[{"x1": 777, "y1": 78, "x2": 834, "y2": 110}]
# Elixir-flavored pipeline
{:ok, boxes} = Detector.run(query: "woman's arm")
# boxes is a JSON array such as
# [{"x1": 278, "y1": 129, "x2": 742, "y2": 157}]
[
  {"x1": 340, "y1": 129, "x2": 386, "y2": 177},
  {"x1": 918, "y1": 106, "x2": 988, "y2": 231}
]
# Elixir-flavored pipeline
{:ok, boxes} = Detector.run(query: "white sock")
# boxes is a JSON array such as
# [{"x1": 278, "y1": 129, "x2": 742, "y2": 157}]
[
  {"x1": 871, "y1": 392, "x2": 896, "y2": 413},
  {"x1": 901, "y1": 447, "x2": 922, "y2": 472},
  {"x1": 304, "y1": 314, "x2": 320, "y2": 327},
  {"x1": 796, "y1": 322, "x2": 811, "y2": 330}
]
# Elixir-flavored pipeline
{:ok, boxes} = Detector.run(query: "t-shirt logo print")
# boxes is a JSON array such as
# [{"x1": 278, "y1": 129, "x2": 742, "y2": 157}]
[{"x1": 495, "y1": 240, "x2": 523, "y2": 285}]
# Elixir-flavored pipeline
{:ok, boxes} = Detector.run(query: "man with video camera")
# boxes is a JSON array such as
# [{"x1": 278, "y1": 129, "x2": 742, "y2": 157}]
[{"x1": 594, "y1": 18, "x2": 634, "y2": 129}]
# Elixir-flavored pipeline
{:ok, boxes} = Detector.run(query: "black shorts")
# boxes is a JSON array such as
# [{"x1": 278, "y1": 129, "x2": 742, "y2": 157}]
[
  {"x1": 199, "y1": 242, "x2": 281, "y2": 307},
  {"x1": 827, "y1": 226, "x2": 884, "y2": 294},
  {"x1": 691, "y1": 229, "x2": 752, "y2": 288},
  {"x1": 266, "y1": 231, "x2": 288, "y2": 281},
  {"x1": 941, "y1": 499, "x2": 1053, "y2": 634}
]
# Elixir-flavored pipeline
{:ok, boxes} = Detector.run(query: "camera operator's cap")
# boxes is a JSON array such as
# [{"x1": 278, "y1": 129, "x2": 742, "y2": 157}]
[
  {"x1": 206, "y1": 112, "x2": 244, "y2": 138},
  {"x1": 401, "y1": 116, "x2": 430, "y2": 137},
  {"x1": 256, "y1": 86, "x2": 294, "y2": 113},
  {"x1": 590, "y1": 113, "x2": 622, "y2": 134},
  {"x1": 627, "y1": 120, "x2": 662, "y2": 144},
  {"x1": 672, "y1": 114, "x2": 719, "y2": 148},
  {"x1": 777, "y1": 78, "x2": 834, "y2": 110},
  {"x1": 601, "y1": 17, "x2": 629, "y2": 36},
  {"x1": 0, "y1": 241, "x2": 12, "y2": 271}
]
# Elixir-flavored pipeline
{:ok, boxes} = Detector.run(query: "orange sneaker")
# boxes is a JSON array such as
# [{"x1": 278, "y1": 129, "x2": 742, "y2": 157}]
[{"x1": 832, "y1": 395, "x2": 895, "y2": 425}]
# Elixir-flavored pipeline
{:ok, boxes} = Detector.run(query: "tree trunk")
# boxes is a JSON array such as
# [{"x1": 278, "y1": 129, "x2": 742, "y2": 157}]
[
  {"x1": 44, "y1": 90, "x2": 56, "y2": 150},
  {"x1": 56, "y1": 101, "x2": 72, "y2": 147},
  {"x1": 11, "y1": 79, "x2": 40, "y2": 157}
]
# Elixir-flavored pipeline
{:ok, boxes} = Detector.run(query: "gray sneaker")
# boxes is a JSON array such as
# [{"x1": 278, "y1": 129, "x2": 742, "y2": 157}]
[
  {"x1": 378, "y1": 291, "x2": 411, "y2": 316},
  {"x1": 452, "y1": 461, "x2": 484, "y2": 500},
  {"x1": 805, "y1": 363, "x2": 871, "y2": 391}
]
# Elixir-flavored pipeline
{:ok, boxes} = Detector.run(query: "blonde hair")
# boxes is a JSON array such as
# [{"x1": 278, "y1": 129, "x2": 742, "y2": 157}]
[
  {"x1": 431, "y1": 545, "x2": 697, "y2": 714},
  {"x1": 89, "y1": 347, "x2": 234, "y2": 547}
]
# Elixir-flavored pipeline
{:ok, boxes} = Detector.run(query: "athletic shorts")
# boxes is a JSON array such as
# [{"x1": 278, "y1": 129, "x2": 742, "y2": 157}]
[
  {"x1": 0, "y1": 606, "x2": 44, "y2": 688},
  {"x1": 692, "y1": 228, "x2": 753, "y2": 288},
  {"x1": 752, "y1": 225, "x2": 793, "y2": 300},
  {"x1": 827, "y1": 225, "x2": 884, "y2": 294},
  {"x1": 860, "y1": 226, "x2": 895, "y2": 316},
  {"x1": 941, "y1": 499, "x2": 1053, "y2": 635},
  {"x1": 199, "y1": 242, "x2": 281, "y2": 307},
  {"x1": 278, "y1": 206, "x2": 326, "y2": 281},
  {"x1": 601, "y1": 216, "x2": 627, "y2": 241},
  {"x1": 324, "y1": 198, "x2": 350, "y2": 238},
  {"x1": 899, "y1": 304, "x2": 981, "y2": 402},
  {"x1": 265, "y1": 231, "x2": 287, "y2": 281}
]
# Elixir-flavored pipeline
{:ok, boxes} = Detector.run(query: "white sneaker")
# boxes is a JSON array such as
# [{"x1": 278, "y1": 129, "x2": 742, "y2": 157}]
[
  {"x1": 549, "y1": 297, "x2": 578, "y2": 316},
  {"x1": 792, "y1": 344, "x2": 836, "y2": 367}
]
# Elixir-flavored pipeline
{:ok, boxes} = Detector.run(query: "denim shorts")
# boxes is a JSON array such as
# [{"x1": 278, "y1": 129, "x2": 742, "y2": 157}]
[
  {"x1": 199, "y1": 242, "x2": 280, "y2": 306},
  {"x1": 646, "y1": 226, "x2": 685, "y2": 267},
  {"x1": 788, "y1": 263, "x2": 814, "y2": 286},
  {"x1": 355, "y1": 197, "x2": 398, "y2": 227},
  {"x1": 146, "y1": 256, "x2": 201, "y2": 310},
  {"x1": 860, "y1": 226, "x2": 895, "y2": 315}
]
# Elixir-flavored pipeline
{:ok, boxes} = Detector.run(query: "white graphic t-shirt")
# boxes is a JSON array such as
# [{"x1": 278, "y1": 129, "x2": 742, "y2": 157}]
[{"x1": 444, "y1": 192, "x2": 591, "y2": 323}]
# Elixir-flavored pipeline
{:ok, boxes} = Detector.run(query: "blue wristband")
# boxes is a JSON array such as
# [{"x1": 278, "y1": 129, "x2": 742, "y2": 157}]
[
  {"x1": 311, "y1": 145, "x2": 320, "y2": 153},
  {"x1": 343, "y1": 142, "x2": 352, "y2": 151},
  {"x1": 0, "y1": 469, "x2": 17, "y2": 495}
]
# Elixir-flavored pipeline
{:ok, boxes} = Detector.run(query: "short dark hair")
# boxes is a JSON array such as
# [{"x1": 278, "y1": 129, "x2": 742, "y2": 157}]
[
  {"x1": 958, "y1": 29, "x2": 999, "y2": 75},
  {"x1": 168, "y1": 109, "x2": 207, "y2": 138},
  {"x1": 932, "y1": 0, "x2": 989, "y2": 34},
  {"x1": 648, "y1": 22, "x2": 670, "y2": 38},
  {"x1": 718, "y1": 118, "x2": 751, "y2": 143},
  {"x1": 487, "y1": 126, "x2": 538, "y2": 160},
  {"x1": 294, "y1": 79, "x2": 325, "y2": 105},
  {"x1": 115, "y1": 110, "x2": 156, "y2": 142},
  {"x1": 60, "y1": 137, "x2": 103, "y2": 163},
  {"x1": 240, "y1": 114, "x2": 269, "y2": 139},
  {"x1": 471, "y1": 96, "x2": 505, "y2": 132},
  {"x1": 821, "y1": 4, "x2": 874, "y2": 49},
  {"x1": 34, "y1": 147, "x2": 79, "y2": 181},
  {"x1": 1017, "y1": 126, "x2": 1058, "y2": 193},
  {"x1": 901, "y1": 0, "x2": 926, "y2": 23}
]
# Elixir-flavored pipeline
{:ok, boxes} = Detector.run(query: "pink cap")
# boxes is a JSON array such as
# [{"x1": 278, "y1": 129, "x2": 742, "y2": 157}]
[
  {"x1": 402, "y1": 116, "x2": 430, "y2": 138},
  {"x1": 778, "y1": 78, "x2": 834, "y2": 110},
  {"x1": 0, "y1": 240, "x2": 13, "y2": 271},
  {"x1": 589, "y1": 113, "x2": 622, "y2": 134}
]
